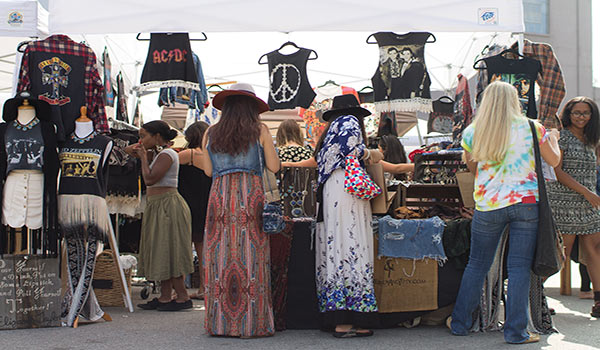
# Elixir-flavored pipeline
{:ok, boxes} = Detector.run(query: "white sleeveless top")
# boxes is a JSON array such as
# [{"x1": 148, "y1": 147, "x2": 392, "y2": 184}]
[{"x1": 148, "y1": 148, "x2": 179, "y2": 188}]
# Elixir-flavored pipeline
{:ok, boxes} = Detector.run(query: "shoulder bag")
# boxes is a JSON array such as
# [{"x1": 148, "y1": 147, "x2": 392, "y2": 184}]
[
  {"x1": 344, "y1": 153, "x2": 382, "y2": 200},
  {"x1": 258, "y1": 142, "x2": 286, "y2": 234},
  {"x1": 529, "y1": 121, "x2": 565, "y2": 277}
]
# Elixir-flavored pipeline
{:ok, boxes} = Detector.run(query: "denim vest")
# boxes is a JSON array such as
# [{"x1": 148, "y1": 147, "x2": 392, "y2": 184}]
[{"x1": 208, "y1": 140, "x2": 263, "y2": 177}]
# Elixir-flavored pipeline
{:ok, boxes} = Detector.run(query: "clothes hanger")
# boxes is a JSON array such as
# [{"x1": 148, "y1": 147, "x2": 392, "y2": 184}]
[
  {"x1": 207, "y1": 84, "x2": 225, "y2": 91},
  {"x1": 258, "y1": 41, "x2": 318, "y2": 64},
  {"x1": 358, "y1": 86, "x2": 374, "y2": 93},
  {"x1": 366, "y1": 32, "x2": 436, "y2": 44},
  {"x1": 135, "y1": 32, "x2": 208, "y2": 41},
  {"x1": 435, "y1": 96, "x2": 455, "y2": 104},
  {"x1": 499, "y1": 47, "x2": 525, "y2": 59},
  {"x1": 318, "y1": 80, "x2": 339, "y2": 88},
  {"x1": 17, "y1": 40, "x2": 32, "y2": 53},
  {"x1": 473, "y1": 47, "x2": 524, "y2": 69}
]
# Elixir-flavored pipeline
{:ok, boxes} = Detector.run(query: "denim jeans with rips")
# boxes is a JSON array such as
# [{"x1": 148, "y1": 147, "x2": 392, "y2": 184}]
[{"x1": 450, "y1": 202, "x2": 538, "y2": 344}]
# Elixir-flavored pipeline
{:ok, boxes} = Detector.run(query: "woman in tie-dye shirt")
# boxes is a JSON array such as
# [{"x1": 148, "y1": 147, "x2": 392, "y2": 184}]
[{"x1": 450, "y1": 81, "x2": 560, "y2": 344}]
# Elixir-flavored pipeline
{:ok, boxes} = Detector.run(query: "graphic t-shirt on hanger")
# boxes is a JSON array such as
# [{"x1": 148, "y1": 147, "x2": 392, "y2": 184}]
[
  {"x1": 483, "y1": 54, "x2": 542, "y2": 118},
  {"x1": 428, "y1": 97, "x2": 454, "y2": 134},
  {"x1": 371, "y1": 32, "x2": 433, "y2": 114},
  {"x1": 266, "y1": 48, "x2": 316, "y2": 110}
]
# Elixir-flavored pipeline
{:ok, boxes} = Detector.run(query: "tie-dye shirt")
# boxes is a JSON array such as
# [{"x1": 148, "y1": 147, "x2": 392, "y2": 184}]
[{"x1": 461, "y1": 117, "x2": 547, "y2": 211}]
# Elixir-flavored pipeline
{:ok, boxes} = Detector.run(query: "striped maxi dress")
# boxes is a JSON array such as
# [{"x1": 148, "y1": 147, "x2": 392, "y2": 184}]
[{"x1": 203, "y1": 171, "x2": 275, "y2": 337}]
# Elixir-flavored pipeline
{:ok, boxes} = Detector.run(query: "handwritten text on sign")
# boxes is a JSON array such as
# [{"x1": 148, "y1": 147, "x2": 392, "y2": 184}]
[{"x1": 0, "y1": 256, "x2": 61, "y2": 330}]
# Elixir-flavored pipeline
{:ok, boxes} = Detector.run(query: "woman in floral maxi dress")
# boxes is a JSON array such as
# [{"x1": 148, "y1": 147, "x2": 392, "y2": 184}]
[{"x1": 314, "y1": 95, "x2": 384, "y2": 338}]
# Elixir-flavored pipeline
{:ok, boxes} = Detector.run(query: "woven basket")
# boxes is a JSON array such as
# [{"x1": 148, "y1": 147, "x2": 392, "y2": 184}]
[{"x1": 93, "y1": 249, "x2": 132, "y2": 307}]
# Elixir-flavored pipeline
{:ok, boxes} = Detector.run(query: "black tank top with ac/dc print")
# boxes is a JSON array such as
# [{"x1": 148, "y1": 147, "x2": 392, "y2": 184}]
[
  {"x1": 58, "y1": 132, "x2": 112, "y2": 198},
  {"x1": 482, "y1": 54, "x2": 542, "y2": 119},
  {"x1": 266, "y1": 48, "x2": 316, "y2": 110}
]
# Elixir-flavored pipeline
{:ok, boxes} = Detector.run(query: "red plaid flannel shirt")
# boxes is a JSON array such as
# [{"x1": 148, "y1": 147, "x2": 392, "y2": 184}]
[
  {"x1": 17, "y1": 35, "x2": 109, "y2": 133},
  {"x1": 512, "y1": 39, "x2": 566, "y2": 128}
]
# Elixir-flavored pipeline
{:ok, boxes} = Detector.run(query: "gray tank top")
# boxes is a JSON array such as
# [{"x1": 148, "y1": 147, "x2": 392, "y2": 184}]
[{"x1": 148, "y1": 148, "x2": 179, "y2": 188}]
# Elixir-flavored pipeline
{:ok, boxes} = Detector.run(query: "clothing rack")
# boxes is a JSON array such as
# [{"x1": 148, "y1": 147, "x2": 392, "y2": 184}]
[{"x1": 108, "y1": 117, "x2": 139, "y2": 131}]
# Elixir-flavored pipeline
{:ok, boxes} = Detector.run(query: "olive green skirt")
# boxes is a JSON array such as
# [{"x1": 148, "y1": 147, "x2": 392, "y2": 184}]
[{"x1": 138, "y1": 191, "x2": 194, "y2": 281}]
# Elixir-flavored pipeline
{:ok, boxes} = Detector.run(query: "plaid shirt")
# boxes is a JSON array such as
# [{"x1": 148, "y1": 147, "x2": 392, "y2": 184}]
[
  {"x1": 511, "y1": 40, "x2": 566, "y2": 129},
  {"x1": 17, "y1": 35, "x2": 109, "y2": 133}
]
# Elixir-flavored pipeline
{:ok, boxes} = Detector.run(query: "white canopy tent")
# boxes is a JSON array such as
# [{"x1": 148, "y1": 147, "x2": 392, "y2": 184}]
[
  {"x1": 0, "y1": 0, "x2": 47, "y2": 94},
  {"x1": 49, "y1": 0, "x2": 524, "y2": 34},
  {"x1": 1, "y1": 1, "x2": 525, "y2": 145}
]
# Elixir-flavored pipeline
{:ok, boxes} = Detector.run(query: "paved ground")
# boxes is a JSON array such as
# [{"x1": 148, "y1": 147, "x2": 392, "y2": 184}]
[{"x1": 2, "y1": 262, "x2": 599, "y2": 350}]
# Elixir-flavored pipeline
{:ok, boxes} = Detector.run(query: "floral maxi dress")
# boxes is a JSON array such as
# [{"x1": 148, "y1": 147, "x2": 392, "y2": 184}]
[{"x1": 315, "y1": 115, "x2": 378, "y2": 326}]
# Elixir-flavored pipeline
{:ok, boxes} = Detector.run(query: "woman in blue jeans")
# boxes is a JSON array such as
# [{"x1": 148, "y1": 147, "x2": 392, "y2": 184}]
[{"x1": 450, "y1": 81, "x2": 561, "y2": 344}]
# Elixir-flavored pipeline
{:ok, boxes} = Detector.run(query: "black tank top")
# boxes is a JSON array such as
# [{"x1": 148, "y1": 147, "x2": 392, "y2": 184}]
[
  {"x1": 370, "y1": 32, "x2": 432, "y2": 110},
  {"x1": 58, "y1": 132, "x2": 111, "y2": 197},
  {"x1": 4, "y1": 118, "x2": 44, "y2": 174},
  {"x1": 177, "y1": 151, "x2": 212, "y2": 235},
  {"x1": 266, "y1": 48, "x2": 316, "y2": 110},
  {"x1": 482, "y1": 54, "x2": 542, "y2": 119}
]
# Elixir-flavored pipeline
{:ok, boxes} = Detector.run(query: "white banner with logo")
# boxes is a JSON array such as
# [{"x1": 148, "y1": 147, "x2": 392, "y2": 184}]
[
  {"x1": 49, "y1": 0, "x2": 524, "y2": 34},
  {"x1": 0, "y1": 0, "x2": 47, "y2": 37}
]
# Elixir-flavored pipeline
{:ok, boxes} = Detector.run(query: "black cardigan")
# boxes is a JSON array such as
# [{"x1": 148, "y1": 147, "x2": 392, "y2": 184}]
[{"x1": 0, "y1": 121, "x2": 59, "y2": 255}]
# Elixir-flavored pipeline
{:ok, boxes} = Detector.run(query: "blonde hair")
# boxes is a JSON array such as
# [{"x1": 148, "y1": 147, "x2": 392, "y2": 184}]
[{"x1": 470, "y1": 81, "x2": 524, "y2": 163}]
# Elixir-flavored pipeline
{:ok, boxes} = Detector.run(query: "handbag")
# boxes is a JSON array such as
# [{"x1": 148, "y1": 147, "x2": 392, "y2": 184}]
[
  {"x1": 344, "y1": 153, "x2": 382, "y2": 200},
  {"x1": 258, "y1": 142, "x2": 285, "y2": 234},
  {"x1": 529, "y1": 121, "x2": 565, "y2": 277}
]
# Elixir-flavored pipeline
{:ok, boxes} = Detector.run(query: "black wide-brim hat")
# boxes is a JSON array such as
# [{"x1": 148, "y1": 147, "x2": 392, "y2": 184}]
[
  {"x1": 3, "y1": 91, "x2": 52, "y2": 122},
  {"x1": 322, "y1": 94, "x2": 371, "y2": 122}
]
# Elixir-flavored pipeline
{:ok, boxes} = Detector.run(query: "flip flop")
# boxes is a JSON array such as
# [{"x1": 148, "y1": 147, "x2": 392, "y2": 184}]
[
  {"x1": 189, "y1": 292, "x2": 204, "y2": 300},
  {"x1": 332, "y1": 328, "x2": 373, "y2": 338}
]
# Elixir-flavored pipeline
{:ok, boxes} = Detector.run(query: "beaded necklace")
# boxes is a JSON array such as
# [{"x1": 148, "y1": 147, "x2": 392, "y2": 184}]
[
  {"x1": 71, "y1": 131, "x2": 98, "y2": 144},
  {"x1": 13, "y1": 117, "x2": 40, "y2": 131}
]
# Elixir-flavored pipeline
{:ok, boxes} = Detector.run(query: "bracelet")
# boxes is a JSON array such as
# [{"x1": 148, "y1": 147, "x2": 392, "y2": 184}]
[{"x1": 362, "y1": 149, "x2": 371, "y2": 161}]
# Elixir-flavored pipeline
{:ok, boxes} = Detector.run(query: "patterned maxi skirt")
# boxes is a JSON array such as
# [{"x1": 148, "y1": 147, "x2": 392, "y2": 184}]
[
  {"x1": 316, "y1": 169, "x2": 378, "y2": 327},
  {"x1": 204, "y1": 172, "x2": 274, "y2": 337}
]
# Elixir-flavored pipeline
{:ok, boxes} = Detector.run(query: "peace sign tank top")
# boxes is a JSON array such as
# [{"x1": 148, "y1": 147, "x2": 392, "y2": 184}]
[{"x1": 266, "y1": 48, "x2": 316, "y2": 110}]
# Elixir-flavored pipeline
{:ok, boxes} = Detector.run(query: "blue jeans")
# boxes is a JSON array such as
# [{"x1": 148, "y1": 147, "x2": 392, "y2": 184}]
[{"x1": 451, "y1": 203, "x2": 538, "y2": 344}]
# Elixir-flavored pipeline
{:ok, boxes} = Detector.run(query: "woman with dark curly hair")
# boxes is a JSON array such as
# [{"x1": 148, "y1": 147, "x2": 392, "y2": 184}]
[
  {"x1": 547, "y1": 96, "x2": 600, "y2": 318},
  {"x1": 131, "y1": 120, "x2": 194, "y2": 312}
]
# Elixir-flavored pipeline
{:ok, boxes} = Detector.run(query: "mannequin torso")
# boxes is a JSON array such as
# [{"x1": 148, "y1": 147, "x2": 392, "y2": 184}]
[{"x1": 17, "y1": 106, "x2": 36, "y2": 125}]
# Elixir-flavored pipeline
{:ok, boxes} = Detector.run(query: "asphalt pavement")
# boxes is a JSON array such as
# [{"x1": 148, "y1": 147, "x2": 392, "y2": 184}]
[{"x1": 2, "y1": 261, "x2": 599, "y2": 350}]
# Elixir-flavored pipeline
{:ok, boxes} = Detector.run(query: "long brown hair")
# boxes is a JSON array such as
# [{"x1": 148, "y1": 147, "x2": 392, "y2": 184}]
[
  {"x1": 184, "y1": 121, "x2": 209, "y2": 149},
  {"x1": 276, "y1": 119, "x2": 304, "y2": 147},
  {"x1": 208, "y1": 95, "x2": 261, "y2": 155},
  {"x1": 313, "y1": 115, "x2": 368, "y2": 157}
]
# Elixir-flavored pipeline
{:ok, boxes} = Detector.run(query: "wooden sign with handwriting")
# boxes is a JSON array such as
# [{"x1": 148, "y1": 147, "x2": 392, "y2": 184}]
[{"x1": 0, "y1": 255, "x2": 61, "y2": 329}]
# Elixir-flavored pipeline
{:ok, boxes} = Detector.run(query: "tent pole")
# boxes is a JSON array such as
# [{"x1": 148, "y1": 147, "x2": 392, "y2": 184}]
[
  {"x1": 517, "y1": 33, "x2": 524, "y2": 55},
  {"x1": 415, "y1": 117, "x2": 424, "y2": 145}
]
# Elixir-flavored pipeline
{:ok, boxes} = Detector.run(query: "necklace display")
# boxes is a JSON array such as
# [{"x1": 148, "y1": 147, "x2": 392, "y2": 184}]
[
  {"x1": 13, "y1": 117, "x2": 40, "y2": 131},
  {"x1": 282, "y1": 167, "x2": 312, "y2": 218},
  {"x1": 71, "y1": 131, "x2": 98, "y2": 144}
]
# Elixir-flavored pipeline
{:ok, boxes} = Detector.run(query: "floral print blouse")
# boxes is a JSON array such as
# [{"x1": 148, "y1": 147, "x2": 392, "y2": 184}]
[
  {"x1": 276, "y1": 145, "x2": 313, "y2": 162},
  {"x1": 316, "y1": 115, "x2": 366, "y2": 186}
]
